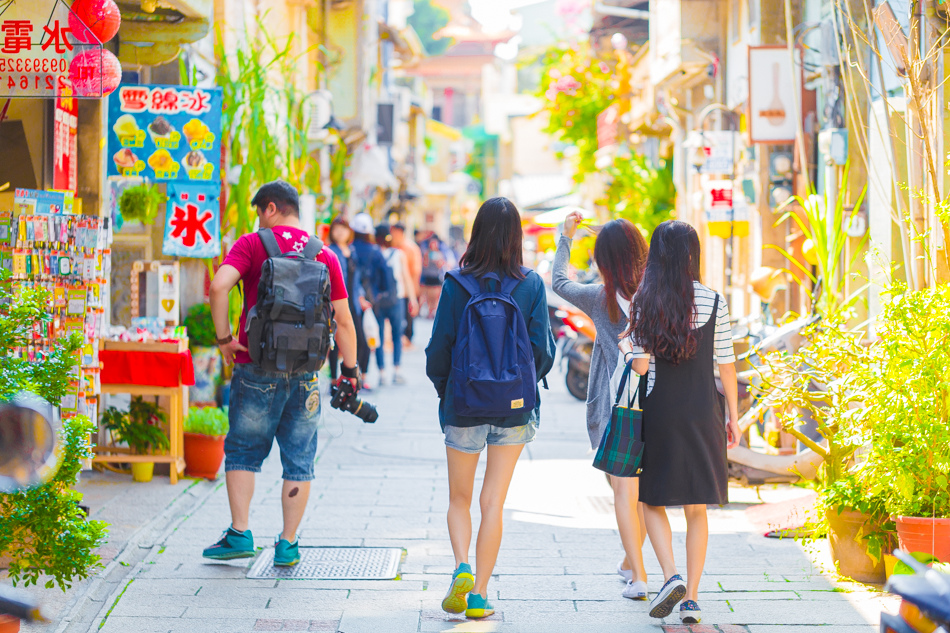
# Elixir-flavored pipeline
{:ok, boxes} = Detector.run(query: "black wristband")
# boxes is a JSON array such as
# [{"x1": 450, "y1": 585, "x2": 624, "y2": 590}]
[{"x1": 340, "y1": 364, "x2": 359, "y2": 379}]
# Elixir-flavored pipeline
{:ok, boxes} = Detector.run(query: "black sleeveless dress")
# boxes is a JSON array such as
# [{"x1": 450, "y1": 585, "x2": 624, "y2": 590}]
[{"x1": 638, "y1": 295, "x2": 728, "y2": 506}]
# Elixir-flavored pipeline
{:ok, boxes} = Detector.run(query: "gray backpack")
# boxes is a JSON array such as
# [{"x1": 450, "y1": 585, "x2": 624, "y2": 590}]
[{"x1": 245, "y1": 229, "x2": 334, "y2": 373}]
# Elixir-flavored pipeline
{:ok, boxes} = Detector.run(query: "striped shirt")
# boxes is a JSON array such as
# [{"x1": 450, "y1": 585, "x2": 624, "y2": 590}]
[{"x1": 620, "y1": 282, "x2": 736, "y2": 395}]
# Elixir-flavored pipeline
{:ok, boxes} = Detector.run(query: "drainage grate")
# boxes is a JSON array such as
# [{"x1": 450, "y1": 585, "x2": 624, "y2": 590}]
[{"x1": 246, "y1": 547, "x2": 402, "y2": 580}]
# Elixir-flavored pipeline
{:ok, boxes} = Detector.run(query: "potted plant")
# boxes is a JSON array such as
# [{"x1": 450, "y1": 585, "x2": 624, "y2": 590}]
[
  {"x1": 184, "y1": 304, "x2": 222, "y2": 405},
  {"x1": 117, "y1": 182, "x2": 167, "y2": 225},
  {"x1": 183, "y1": 406, "x2": 229, "y2": 480},
  {"x1": 101, "y1": 397, "x2": 170, "y2": 482},
  {"x1": 859, "y1": 285, "x2": 950, "y2": 563},
  {"x1": 0, "y1": 280, "x2": 107, "y2": 593}
]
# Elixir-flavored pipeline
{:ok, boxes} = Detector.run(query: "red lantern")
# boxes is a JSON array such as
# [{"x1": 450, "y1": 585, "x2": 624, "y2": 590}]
[
  {"x1": 69, "y1": 48, "x2": 122, "y2": 97},
  {"x1": 69, "y1": 0, "x2": 121, "y2": 44}
]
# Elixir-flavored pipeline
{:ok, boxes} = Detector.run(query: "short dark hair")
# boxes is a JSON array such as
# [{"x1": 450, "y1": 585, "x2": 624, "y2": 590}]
[
  {"x1": 375, "y1": 223, "x2": 392, "y2": 246},
  {"x1": 392, "y1": 223, "x2": 406, "y2": 232},
  {"x1": 459, "y1": 197, "x2": 525, "y2": 280},
  {"x1": 251, "y1": 180, "x2": 299, "y2": 216}
]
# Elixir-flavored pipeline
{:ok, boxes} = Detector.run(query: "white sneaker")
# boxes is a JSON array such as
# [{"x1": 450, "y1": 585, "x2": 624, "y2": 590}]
[
  {"x1": 617, "y1": 559, "x2": 633, "y2": 583},
  {"x1": 622, "y1": 579, "x2": 649, "y2": 600}
]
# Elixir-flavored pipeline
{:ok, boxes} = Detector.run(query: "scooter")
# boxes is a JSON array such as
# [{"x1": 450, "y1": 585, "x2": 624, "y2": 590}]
[
  {"x1": 556, "y1": 304, "x2": 596, "y2": 401},
  {"x1": 880, "y1": 550, "x2": 950, "y2": 633}
]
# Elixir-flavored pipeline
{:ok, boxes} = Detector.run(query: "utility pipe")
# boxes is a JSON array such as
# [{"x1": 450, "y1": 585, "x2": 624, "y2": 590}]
[{"x1": 593, "y1": 2, "x2": 650, "y2": 20}]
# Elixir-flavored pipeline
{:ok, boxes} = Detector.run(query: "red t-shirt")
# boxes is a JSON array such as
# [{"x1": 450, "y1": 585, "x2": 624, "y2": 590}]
[{"x1": 223, "y1": 226, "x2": 348, "y2": 364}]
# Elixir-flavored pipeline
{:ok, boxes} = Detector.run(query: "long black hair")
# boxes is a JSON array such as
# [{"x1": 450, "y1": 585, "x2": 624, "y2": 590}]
[
  {"x1": 624, "y1": 220, "x2": 702, "y2": 364},
  {"x1": 594, "y1": 219, "x2": 648, "y2": 323},
  {"x1": 459, "y1": 197, "x2": 525, "y2": 279}
]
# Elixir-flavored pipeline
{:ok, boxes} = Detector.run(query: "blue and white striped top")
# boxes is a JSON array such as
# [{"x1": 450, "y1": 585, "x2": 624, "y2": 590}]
[{"x1": 621, "y1": 281, "x2": 736, "y2": 396}]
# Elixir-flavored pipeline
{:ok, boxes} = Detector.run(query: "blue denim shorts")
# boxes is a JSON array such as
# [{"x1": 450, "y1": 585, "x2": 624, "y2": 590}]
[
  {"x1": 225, "y1": 364, "x2": 322, "y2": 481},
  {"x1": 444, "y1": 421, "x2": 538, "y2": 454}
]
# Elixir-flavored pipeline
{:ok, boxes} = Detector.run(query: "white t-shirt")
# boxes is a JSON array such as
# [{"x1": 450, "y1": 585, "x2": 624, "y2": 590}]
[
  {"x1": 619, "y1": 281, "x2": 736, "y2": 395},
  {"x1": 383, "y1": 248, "x2": 408, "y2": 299}
]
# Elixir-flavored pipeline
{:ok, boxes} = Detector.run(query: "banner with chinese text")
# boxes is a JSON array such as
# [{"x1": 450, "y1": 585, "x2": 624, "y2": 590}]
[
  {"x1": 162, "y1": 183, "x2": 221, "y2": 259},
  {"x1": 107, "y1": 84, "x2": 222, "y2": 184},
  {"x1": 0, "y1": 0, "x2": 106, "y2": 97}
]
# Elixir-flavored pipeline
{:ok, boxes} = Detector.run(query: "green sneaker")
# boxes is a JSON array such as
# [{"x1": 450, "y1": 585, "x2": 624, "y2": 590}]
[
  {"x1": 465, "y1": 592, "x2": 494, "y2": 619},
  {"x1": 274, "y1": 537, "x2": 300, "y2": 567},
  {"x1": 202, "y1": 527, "x2": 255, "y2": 560},
  {"x1": 441, "y1": 562, "x2": 474, "y2": 614}
]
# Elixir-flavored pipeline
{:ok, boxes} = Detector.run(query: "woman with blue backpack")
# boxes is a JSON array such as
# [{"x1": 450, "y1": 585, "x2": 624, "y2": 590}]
[
  {"x1": 552, "y1": 211, "x2": 651, "y2": 601},
  {"x1": 426, "y1": 197, "x2": 556, "y2": 619}
]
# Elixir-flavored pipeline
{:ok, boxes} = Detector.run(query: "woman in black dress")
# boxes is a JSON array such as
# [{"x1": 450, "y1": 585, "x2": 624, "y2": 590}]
[{"x1": 622, "y1": 221, "x2": 741, "y2": 624}]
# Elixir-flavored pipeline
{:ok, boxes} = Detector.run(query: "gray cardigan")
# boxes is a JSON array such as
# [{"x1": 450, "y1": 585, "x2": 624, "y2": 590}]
[{"x1": 552, "y1": 235, "x2": 628, "y2": 449}]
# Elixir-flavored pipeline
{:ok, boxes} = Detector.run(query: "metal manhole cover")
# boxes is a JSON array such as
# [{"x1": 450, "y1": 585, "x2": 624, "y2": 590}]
[{"x1": 247, "y1": 547, "x2": 402, "y2": 580}]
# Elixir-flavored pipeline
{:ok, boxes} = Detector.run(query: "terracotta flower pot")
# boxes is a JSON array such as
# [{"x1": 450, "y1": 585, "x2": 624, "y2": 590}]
[
  {"x1": 0, "y1": 615, "x2": 19, "y2": 633},
  {"x1": 826, "y1": 508, "x2": 886, "y2": 583},
  {"x1": 183, "y1": 433, "x2": 225, "y2": 480},
  {"x1": 895, "y1": 516, "x2": 950, "y2": 563},
  {"x1": 131, "y1": 462, "x2": 154, "y2": 483}
]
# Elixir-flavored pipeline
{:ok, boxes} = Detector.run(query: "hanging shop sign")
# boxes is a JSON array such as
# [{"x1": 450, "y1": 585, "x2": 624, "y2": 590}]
[
  {"x1": 53, "y1": 86, "x2": 78, "y2": 191},
  {"x1": 748, "y1": 46, "x2": 801, "y2": 144},
  {"x1": 687, "y1": 130, "x2": 738, "y2": 174},
  {"x1": 106, "y1": 84, "x2": 223, "y2": 184},
  {"x1": 596, "y1": 104, "x2": 619, "y2": 150},
  {"x1": 0, "y1": 0, "x2": 122, "y2": 98},
  {"x1": 703, "y1": 179, "x2": 750, "y2": 238},
  {"x1": 161, "y1": 183, "x2": 221, "y2": 259}
]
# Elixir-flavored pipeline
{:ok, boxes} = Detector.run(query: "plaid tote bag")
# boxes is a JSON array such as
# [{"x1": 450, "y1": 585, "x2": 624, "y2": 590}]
[{"x1": 592, "y1": 357, "x2": 646, "y2": 477}]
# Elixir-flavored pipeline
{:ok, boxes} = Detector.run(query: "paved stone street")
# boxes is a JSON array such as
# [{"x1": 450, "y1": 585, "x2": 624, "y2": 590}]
[{"x1": 40, "y1": 321, "x2": 894, "y2": 633}]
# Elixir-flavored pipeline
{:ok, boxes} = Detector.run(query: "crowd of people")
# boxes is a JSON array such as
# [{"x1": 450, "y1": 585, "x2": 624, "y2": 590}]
[{"x1": 203, "y1": 180, "x2": 739, "y2": 627}]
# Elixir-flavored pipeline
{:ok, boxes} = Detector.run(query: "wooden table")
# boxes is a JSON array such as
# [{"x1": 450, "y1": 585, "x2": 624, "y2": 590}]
[{"x1": 93, "y1": 340, "x2": 192, "y2": 484}]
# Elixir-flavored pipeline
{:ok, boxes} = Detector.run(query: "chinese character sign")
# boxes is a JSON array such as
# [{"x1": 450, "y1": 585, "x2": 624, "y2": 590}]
[
  {"x1": 162, "y1": 183, "x2": 221, "y2": 259},
  {"x1": 107, "y1": 84, "x2": 222, "y2": 184},
  {"x1": 0, "y1": 0, "x2": 121, "y2": 97}
]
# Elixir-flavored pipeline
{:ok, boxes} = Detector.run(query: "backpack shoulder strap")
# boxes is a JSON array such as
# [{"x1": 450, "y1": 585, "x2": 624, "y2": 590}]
[
  {"x1": 258, "y1": 228, "x2": 283, "y2": 258},
  {"x1": 445, "y1": 269, "x2": 479, "y2": 297},
  {"x1": 500, "y1": 267, "x2": 531, "y2": 295},
  {"x1": 302, "y1": 236, "x2": 323, "y2": 260}
]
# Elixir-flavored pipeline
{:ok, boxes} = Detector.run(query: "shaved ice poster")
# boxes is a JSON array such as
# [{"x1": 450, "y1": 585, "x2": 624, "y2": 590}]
[{"x1": 106, "y1": 84, "x2": 222, "y2": 183}]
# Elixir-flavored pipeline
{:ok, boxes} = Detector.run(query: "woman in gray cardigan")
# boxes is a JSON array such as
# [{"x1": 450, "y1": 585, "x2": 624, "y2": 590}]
[{"x1": 553, "y1": 211, "x2": 649, "y2": 600}]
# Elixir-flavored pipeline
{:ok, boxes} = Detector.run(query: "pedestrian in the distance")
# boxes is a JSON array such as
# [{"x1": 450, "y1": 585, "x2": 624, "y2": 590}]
[
  {"x1": 391, "y1": 223, "x2": 422, "y2": 345},
  {"x1": 426, "y1": 197, "x2": 556, "y2": 620},
  {"x1": 420, "y1": 236, "x2": 447, "y2": 318},
  {"x1": 374, "y1": 223, "x2": 418, "y2": 385},
  {"x1": 327, "y1": 216, "x2": 372, "y2": 380},
  {"x1": 622, "y1": 220, "x2": 741, "y2": 624},
  {"x1": 204, "y1": 180, "x2": 360, "y2": 567},
  {"x1": 552, "y1": 211, "x2": 650, "y2": 601},
  {"x1": 349, "y1": 212, "x2": 390, "y2": 388}
]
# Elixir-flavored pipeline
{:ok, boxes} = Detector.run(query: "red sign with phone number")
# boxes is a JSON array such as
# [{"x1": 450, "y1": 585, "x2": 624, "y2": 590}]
[{"x1": 0, "y1": 16, "x2": 102, "y2": 97}]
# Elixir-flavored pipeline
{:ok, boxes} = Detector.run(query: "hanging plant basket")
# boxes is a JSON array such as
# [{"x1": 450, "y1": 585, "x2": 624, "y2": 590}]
[{"x1": 118, "y1": 183, "x2": 167, "y2": 225}]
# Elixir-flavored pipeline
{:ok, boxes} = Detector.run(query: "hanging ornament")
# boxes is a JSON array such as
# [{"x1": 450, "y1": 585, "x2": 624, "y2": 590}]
[
  {"x1": 69, "y1": 0, "x2": 122, "y2": 44},
  {"x1": 69, "y1": 48, "x2": 122, "y2": 97}
]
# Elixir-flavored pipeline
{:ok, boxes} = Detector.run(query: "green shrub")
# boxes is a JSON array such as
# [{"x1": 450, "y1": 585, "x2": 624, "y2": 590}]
[
  {"x1": 101, "y1": 397, "x2": 170, "y2": 455},
  {"x1": 184, "y1": 406, "x2": 229, "y2": 437},
  {"x1": 184, "y1": 303, "x2": 217, "y2": 348}
]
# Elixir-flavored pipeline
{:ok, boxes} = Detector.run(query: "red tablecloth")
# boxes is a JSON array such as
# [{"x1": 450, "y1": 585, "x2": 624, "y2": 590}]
[{"x1": 100, "y1": 350, "x2": 196, "y2": 387}]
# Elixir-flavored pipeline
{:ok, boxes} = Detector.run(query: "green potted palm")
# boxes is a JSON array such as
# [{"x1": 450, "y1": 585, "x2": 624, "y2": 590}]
[
  {"x1": 184, "y1": 304, "x2": 221, "y2": 405},
  {"x1": 859, "y1": 285, "x2": 950, "y2": 563},
  {"x1": 101, "y1": 397, "x2": 170, "y2": 482},
  {"x1": 183, "y1": 406, "x2": 229, "y2": 480}
]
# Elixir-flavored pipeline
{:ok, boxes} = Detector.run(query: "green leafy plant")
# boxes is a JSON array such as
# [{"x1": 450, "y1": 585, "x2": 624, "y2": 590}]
[
  {"x1": 408, "y1": 0, "x2": 452, "y2": 56},
  {"x1": 118, "y1": 183, "x2": 168, "y2": 225},
  {"x1": 101, "y1": 397, "x2": 170, "y2": 455},
  {"x1": 184, "y1": 304, "x2": 217, "y2": 348},
  {"x1": 0, "y1": 275, "x2": 107, "y2": 590},
  {"x1": 184, "y1": 406, "x2": 229, "y2": 437},
  {"x1": 859, "y1": 284, "x2": 950, "y2": 519},
  {"x1": 601, "y1": 151, "x2": 676, "y2": 235}
]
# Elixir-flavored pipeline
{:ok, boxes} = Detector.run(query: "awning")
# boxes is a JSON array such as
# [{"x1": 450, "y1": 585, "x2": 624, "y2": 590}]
[
  {"x1": 118, "y1": 1, "x2": 211, "y2": 67},
  {"x1": 510, "y1": 173, "x2": 576, "y2": 210},
  {"x1": 349, "y1": 145, "x2": 399, "y2": 192}
]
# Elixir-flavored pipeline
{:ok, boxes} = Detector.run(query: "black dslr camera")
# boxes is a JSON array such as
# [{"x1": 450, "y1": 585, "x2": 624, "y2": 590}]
[{"x1": 329, "y1": 381, "x2": 378, "y2": 423}]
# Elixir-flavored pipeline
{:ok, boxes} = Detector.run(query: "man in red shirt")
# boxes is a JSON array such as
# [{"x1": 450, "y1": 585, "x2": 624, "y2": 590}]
[{"x1": 203, "y1": 180, "x2": 358, "y2": 566}]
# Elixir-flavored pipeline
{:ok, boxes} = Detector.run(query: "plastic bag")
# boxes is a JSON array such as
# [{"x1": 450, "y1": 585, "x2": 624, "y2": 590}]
[{"x1": 363, "y1": 309, "x2": 380, "y2": 349}]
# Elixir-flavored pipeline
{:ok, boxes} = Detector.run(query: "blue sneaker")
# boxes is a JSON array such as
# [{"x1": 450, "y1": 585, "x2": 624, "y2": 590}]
[
  {"x1": 465, "y1": 592, "x2": 494, "y2": 619},
  {"x1": 680, "y1": 599, "x2": 701, "y2": 623},
  {"x1": 648, "y1": 574, "x2": 686, "y2": 619},
  {"x1": 274, "y1": 537, "x2": 300, "y2": 567},
  {"x1": 202, "y1": 527, "x2": 255, "y2": 560},
  {"x1": 441, "y1": 562, "x2": 475, "y2": 614}
]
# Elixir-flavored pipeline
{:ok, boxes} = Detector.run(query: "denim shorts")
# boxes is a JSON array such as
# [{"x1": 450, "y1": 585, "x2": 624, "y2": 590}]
[
  {"x1": 224, "y1": 364, "x2": 322, "y2": 481},
  {"x1": 444, "y1": 421, "x2": 538, "y2": 454}
]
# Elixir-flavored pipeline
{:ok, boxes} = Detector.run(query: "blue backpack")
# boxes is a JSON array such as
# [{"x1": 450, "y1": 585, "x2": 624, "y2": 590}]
[{"x1": 446, "y1": 268, "x2": 538, "y2": 417}]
